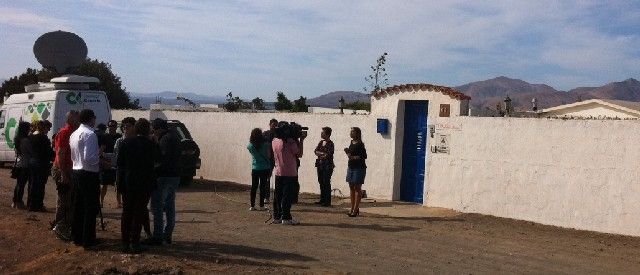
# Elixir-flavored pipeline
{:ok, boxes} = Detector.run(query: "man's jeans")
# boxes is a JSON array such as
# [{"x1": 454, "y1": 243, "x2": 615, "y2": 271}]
[{"x1": 151, "y1": 177, "x2": 180, "y2": 241}]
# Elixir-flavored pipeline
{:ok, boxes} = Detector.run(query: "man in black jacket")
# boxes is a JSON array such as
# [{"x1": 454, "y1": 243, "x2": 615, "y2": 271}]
[
  {"x1": 149, "y1": 118, "x2": 181, "y2": 245},
  {"x1": 261, "y1": 119, "x2": 278, "y2": 204},
  {"x1": 117, "y1": 118, "x2": 158, "y2": 253}
]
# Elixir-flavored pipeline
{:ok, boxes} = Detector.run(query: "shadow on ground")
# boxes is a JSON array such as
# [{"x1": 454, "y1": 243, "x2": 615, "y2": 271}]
[
  {"x1": 293, "y1": 208, "x2": 465, "y2": 222},
  {"x1": 96, "y1": 239, "x2": 317, "y2": 269},
  {"x1": 178, "y1": 180, "x2": 249, "y2": 193},
  {"x1": 298, "y1": 222, "x2": 420, "y2": 232}
]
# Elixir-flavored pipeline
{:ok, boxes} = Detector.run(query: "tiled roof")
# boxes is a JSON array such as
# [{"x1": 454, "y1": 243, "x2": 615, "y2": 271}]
[{"x1": 372, "y1": 83, "x2": 471, "y2": 100}]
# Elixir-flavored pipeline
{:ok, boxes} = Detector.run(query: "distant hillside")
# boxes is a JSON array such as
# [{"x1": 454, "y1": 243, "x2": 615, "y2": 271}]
[
  {"x1": 130, "y1": 91, "x2": 225, "y2": 108},
  {"x1": 128, "y1": 77, "x2": 640, "y2": 112},
  {"x1": 454, "y1": 77, "x2": 640, "y2": 114},
  {"x1": 568, "y1": 78, "x2": 640, "y2": 101},
  {"x1": 307, "y1": 91, "x2": 370, "y2": 108}
]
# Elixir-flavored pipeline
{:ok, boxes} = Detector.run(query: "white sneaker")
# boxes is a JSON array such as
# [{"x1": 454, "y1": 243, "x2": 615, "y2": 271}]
[
  {"x1": 281, "y1": 219, "x2": 299, "y2": 225},
  {"x1": 249, "y1": 207, "x2": 256, "y2": 211},
  {"x1": 271, "y1": 219, "x2": 282, "y2": 224},
  {"x1": 257, "y1": 206, "x2": 268, "y2": 211}
]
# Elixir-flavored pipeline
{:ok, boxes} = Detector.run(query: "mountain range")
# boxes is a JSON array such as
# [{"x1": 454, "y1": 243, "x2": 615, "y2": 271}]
[
  {"x1": 304, "y1": 77, "x2": 640, "y2": 112},
  {"x1": 131, "y1": 77, "x2": 640, "y2": 112},
  {"x1": 455, "y1": 76, "x2": 640, "y2": 113},
  {"x1": 306, "y1": 91, "x2": 371, "y2": 108}
]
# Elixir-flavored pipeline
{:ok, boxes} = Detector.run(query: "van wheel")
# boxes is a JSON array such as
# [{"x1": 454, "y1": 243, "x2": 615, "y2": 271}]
[{"x1": 180, "y1": 176, "x2": 193, "y2": 186}]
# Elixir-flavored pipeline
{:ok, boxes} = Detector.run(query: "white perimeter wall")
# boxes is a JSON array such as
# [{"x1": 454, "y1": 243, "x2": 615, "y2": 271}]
[
  {"x1": 114, "y1": 110, "x2": 397, "y2": 199},
  {"x1": 426, "y1": 117, "x2": 640, "y2": 236},
  {"x1": 114, "y1": 105, "x2": 640, "y2": 237}
]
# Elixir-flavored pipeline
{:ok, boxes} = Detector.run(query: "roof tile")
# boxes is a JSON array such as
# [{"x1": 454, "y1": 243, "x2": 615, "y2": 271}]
[{"x1": 372, "y1": 83, "x2": 471, "y2": 100}]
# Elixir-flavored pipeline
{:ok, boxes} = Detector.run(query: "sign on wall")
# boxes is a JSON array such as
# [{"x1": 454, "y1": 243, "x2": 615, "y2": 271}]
[
  {"x1": 437, "y1": 134, "x2": 450, "y2": 153},
  {"x1": 439, "y1": 104, "x2": 451, "y2": 117}
]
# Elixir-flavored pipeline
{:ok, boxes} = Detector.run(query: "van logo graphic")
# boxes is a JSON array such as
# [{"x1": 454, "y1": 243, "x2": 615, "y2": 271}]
[
  {"x1": 24, "y1": 102, "x2": 52, "y2": 122},
  {"x1": 66, "y1": 92, "x2": 81, "y2": 104},
  {"x1": 4, "y1": 118, "x2": 17, "y2": 149}
]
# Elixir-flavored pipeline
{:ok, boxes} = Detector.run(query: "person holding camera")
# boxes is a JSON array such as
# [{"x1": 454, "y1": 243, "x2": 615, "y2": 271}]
[
  {"x1": 247, "y1": 128, "x2": 271, "y2": 211},
  {"x1": 314, "y1": 127, "x2": 334, "y2": 207},
  {"x1": 344, "y1": 127, "x2": 367, "y2": 217},
  {"x1": 271, "y1": 122, "x2": 305, "y2": 225}
]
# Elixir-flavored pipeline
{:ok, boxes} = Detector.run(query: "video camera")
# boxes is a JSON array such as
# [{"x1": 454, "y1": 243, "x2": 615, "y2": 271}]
[{"x1": 275, "y1": 121, "x2": 308, "y2": 140}]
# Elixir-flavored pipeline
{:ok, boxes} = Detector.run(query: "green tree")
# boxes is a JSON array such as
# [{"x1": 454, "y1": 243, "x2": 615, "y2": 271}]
[
  {"x1": 0, "y1": 58, "x2": 137, "y2": 109},
  {"x1": 274, "y1": 91, "x2": 293, "y2": 111},
  {"x1": 223, "y1": 92, "x2": 245, "y2": 112},
  {"x1": 292, "y1": 96, "x2": 308, "y2": 112},
  {"x1": 252, "y1": 97, "x2": 266, "y2": 110},
  {"x1": 75, "y1": 59, "x2": 134, "y2": 109},
  {"x1": 0, "y1": 68, "x2": 56, "y2": 101},
  {"x1": 344, "y1": 101, "x2": 371, "y2": 111},
  {"x1": 363, "y1": 52, "x2": 389, "y2": 94}
]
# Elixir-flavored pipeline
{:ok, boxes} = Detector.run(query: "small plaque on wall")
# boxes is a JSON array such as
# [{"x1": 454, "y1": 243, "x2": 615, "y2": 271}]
[
  {"x1": 439, "y1": 104, "x2": 450, "y2": 117},
  {"x1": 437, "y1": 134, "x2": 450, "y2": 153}
]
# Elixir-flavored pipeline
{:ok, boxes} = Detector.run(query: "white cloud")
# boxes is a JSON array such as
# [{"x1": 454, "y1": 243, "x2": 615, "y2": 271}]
[
  {"x1": 1, "y1": 1, "x2": 639, "y2": 95},
  {"x1": 0, "y1": 7, "x2": 70, "y2": 30}
]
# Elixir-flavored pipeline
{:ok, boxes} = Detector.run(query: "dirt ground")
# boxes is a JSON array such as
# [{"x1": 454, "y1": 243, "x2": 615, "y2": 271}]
[{"x1": 1, "y1": 168, "x2": 640, "y2": 274}]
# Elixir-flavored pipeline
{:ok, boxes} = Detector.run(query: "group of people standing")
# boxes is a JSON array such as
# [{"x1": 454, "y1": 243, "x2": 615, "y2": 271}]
[
  {"x1": 11, "y1": 120, "x2": 54, "y2": 212},
  {"x1": 10, "y1": 109, "x2": 183, "y2": 253},
  {"x1": 247, "y1": 119, "x2": 367, "y2": 224}
]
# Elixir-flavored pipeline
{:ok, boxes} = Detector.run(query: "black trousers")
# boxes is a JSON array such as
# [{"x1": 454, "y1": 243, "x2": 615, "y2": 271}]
[
  {"x1": 27, "y1": 166, "x2": 49, "y2": 211},
  {"x1": 265, "y1": 168, "x2": 273, "y2": 200},
  {"x1": 12, "y1": 168, "x2": 29, "y2": 203},
  {"x1": 273, "y1": 176, "x2": 296, "y2": 220},
  {"x1": 317, "y1": 167, "x2": 334, "y2": 204},
  {"x1": 251, "y1": 169, "x2": 269, "y2": 207},
  {"x1": 71, "y1": 170, "x2": 100, "y2": 246},
  {"x1": 121, "y1": 189, "x2": 150, "y2": 245}
]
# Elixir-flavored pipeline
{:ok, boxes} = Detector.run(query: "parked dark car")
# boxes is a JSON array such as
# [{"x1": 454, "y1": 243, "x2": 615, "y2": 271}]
[
  {"x1": 115, "y1": 119, "x2": 201, "y2": 185},
  {"x1": 166, "y1": 120, "x2": 201, "y2": 185}
]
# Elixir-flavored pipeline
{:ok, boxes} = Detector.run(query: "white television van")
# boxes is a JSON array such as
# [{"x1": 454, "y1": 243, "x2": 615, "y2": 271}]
[{"x1": 0, "y1": 75, "x2": 111, "y2": 163}]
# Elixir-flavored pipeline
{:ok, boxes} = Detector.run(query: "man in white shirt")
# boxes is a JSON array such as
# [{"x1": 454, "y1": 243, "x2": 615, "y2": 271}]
[{"x1": 70, "y1": 109, "x2": 101, "y2": 248}]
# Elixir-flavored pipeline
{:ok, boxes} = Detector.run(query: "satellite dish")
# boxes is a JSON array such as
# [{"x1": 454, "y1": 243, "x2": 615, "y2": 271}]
[{"x1": 33, "y1": 30, "x2": 87, "y2": 74}]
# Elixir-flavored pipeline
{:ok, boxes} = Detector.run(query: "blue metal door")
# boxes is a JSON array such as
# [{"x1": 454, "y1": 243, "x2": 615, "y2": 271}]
[{"x1": 400, "y1": 101, "x2": 428, "y2": 203}]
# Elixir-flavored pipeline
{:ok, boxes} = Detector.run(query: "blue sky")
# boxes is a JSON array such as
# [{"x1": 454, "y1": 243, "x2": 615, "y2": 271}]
[{"x1": 1, "y1": 1, "x2": 639, "y2": 100}]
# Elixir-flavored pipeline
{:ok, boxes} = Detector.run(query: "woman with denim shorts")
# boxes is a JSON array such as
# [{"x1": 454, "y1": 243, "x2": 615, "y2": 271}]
[{"x1": 344, "y1": 127, "x2": 367, "y2": 217}]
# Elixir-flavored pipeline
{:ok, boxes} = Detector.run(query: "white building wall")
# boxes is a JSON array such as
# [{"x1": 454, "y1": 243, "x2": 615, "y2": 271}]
[
  {"x1": 371, "y1": 89, "x2": 469, "y2": 199},
  {"x1": 112, "y1": 109, "x2": 150, "y2": 121},
  {"x1": 544, "y1": 103, "x2": 640, "y2": 119},
  {"x1": 426, "y1": 117, "x2": 640, "y2": 236}
]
